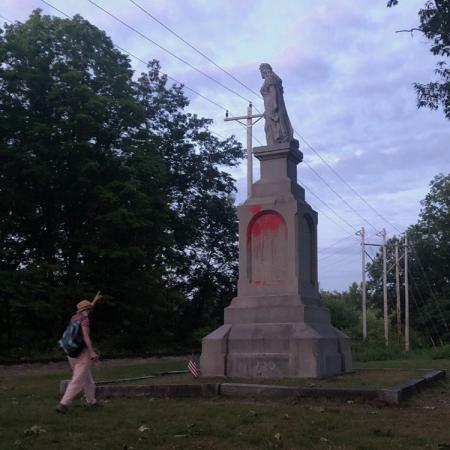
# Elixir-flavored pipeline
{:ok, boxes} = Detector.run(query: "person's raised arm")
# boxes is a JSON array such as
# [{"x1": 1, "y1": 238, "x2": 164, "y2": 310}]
[{"x1": 91, "y1": 291, "x2": 103, "y2": 308}]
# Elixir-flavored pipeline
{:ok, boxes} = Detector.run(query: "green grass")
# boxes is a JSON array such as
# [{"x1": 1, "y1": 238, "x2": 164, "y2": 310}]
[{"x1": 1, "y1": 358, "x2": 449, "y2": 449}]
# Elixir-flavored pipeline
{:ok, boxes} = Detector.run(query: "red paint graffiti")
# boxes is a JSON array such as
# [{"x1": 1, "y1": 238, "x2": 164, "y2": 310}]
[
  {"x1": 250, "y1": 205, "x2": 262, "y2": 214},
  {"x1": 250, "y1": 212, "x2": 286, "y2": 238}
]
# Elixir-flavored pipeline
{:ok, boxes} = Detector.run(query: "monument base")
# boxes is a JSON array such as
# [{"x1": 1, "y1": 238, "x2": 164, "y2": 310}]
[{"x1": 200, "y1": 310, "x2": 352, "y2": 379}]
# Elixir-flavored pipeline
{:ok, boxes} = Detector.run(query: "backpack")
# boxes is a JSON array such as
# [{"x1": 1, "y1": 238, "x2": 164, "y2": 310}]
[{"x1": 58, "y1": 319, "x2": 85, "y2": 357}]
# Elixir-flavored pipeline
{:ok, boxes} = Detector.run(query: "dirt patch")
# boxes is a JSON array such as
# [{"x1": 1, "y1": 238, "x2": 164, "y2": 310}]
[{"x1": 0, "y1": 356, "x2": 186, "y2": 377}]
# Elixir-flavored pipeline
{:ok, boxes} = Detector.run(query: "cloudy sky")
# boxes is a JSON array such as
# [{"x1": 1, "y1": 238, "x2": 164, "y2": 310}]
[{"x1": 2, "y1": 0, "x2": 449, "y2": 291}]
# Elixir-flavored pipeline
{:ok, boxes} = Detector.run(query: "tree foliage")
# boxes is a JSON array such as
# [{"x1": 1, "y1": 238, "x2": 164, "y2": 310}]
[
  {"x1": 321, "y1": 283, "x2": 361, "y2": 337},
  {"x1": 388, "y1": 0, "x2": 450, "y2": 120},
  {"x1": 0, "y1": 10, "x2": 243, "y2": 355}
]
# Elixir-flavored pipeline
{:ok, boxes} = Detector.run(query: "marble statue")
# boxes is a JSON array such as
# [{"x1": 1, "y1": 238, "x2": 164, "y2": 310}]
[{"x1": 259, "y1": 63, "x2": 294, "y2": 145}]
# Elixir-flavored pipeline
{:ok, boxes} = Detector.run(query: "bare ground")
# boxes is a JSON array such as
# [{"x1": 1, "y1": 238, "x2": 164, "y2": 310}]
[{"x1": 0, "y1": 355, "x2": 186, "y2": 376}]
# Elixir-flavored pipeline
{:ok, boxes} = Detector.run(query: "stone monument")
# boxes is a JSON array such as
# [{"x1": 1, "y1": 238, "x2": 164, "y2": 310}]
[{"x1": 200, "y1": 64, "x2": 352, "y2": 378}]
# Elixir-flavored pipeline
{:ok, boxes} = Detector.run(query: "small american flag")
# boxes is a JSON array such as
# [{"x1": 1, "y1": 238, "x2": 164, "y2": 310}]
[{"x1": 187, "y1": 358, "x2": 200, "y2": 378}]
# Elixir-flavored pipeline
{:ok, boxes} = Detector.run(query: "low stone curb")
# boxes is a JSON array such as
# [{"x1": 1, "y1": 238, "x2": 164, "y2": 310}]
[
  {"x1": 220, "y1": 369, "x2": 446, "y2": 405},
  {"x1": 96, "y1": 384, "x2": 219, "y2": 399},
  {"x1": 220, "y1": 383, "x2": 380, "y2": 402},
  {"x1": 59, "y1": 369, "x2": 446, "y2": 405},
  {"x1": 377, "y1": 369, "x2": 446, "y2": 404},
  {"x1": 60, "y1": 380, "x2": 218, "y2": 398}
]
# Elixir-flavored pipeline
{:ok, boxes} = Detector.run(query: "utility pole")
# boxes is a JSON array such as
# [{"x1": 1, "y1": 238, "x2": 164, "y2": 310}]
[
  {"x1": 404, "y1": 231, "x2": 410, "y2": 351},
  {"x1": 359, "y1": 227, "x2": 367, "y2": 340},
  {"x1": 395, "y1": 242, "x2": 401, "y2": 344},
  {"x1": 224, "y1": 104, "x2": 263, "y2": 199},
  {"x1": 382, "y1": 228, "x2": 388, "y2": 347},
  {"x1": 359, "y1": 229, "x2": 385, "y2": 341}
]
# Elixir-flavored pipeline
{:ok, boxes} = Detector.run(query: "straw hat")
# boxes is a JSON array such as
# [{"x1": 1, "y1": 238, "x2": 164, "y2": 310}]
[{"x1": 76, "y1": 300, "x2": 93, "y2": 313}]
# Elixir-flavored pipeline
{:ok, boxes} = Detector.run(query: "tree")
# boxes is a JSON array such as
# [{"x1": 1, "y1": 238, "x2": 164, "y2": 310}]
[
  {"x1": 388, "y1": 0, "x2": 450, "y2": 120},
  {"x1": 366, "y1": 173, "x2": 450, "y2": 345},
  {"x1": 0, "y1": 10, "x2": 170, "y2": 352},
  {"x1": 320, "y1": 282, "x2": 361, "y2": 338},
  {"x1": 134, "y1": 64, "x2": 243, "y2": 347},
  {"x1": 0, "y1": 11, "x2": 243, "y2": 354}
]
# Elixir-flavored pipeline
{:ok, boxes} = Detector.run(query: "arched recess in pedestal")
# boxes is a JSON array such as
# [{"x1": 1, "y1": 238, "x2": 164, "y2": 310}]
[
  {"x1": 247, "y1": 210, "x2": 288, "y2": 286},
  {"x1": 301, "y1": 213, "x2": 317, "y2": 287}
]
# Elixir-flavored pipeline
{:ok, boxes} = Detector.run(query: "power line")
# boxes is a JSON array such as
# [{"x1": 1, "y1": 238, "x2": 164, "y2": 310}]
[
  {"x1": 86, "y1": 0, "x2": 255, "y2": 107},
  {"x1": 121, "y1": 0, "x2": 398, "y2": 239},
  {"x1": 302, "y1": 182, "x2": 358, "y2": 233},
  {"x1": 307, "y1": 201, "x2": 355, "y2": 234},
  {"x1": 0, "y1": 14, "x2": 11, "y2": 23},
  {"x1": 317, "y1": 232, "x2": 369, "y2": 280},
  {"x1": 115, "y1": 46, "x2": 228, "y2": 112},
  {"x1": 315, "y1": 207, "x2": 357, "y2": 235},
  {"x1": 302, "y1": 151, "x2": 379, "y2": 233},
  {"x1": 293, "y1": 132, "x2": 447, "y2": 339},
  {"x1": 297, "y1": 138, "x2": 450, "y2": 336},
  {"x1": 88, "y1": 0, "x2": 394, "y2": 236},
  {"x1": 296, "y1": 131, "x2": 402, "y2": 233},
  {"x1": 40, "y1": 0, "x2": 255, "y2": 154},
  {"x1": 14, "y1": 2, "x2": 447, "y2": 324},
  {"x1": 250, "y1": 131, "x2": 361, "y2": 236},
  {"x1": 40, "y1": 1, "x2": 71, "y2": 18},
  {"x1": 408, "y1": 243, "x2": 449, "y2": 333},
  {"x1": 17, "y1": 4, "x2": 420, "y2": 328},
  {"x1": 42, "y1": 0, "x2": 386, "y2": 248},
  {"x1": 319, "y1": 239, "x2": 359, "y2": 262},
  {"x1": 40, "y1": 0, "x2": 229, "y2": 113},
  {"x1": 320, "y1": 252, "x2": 360, "y2": 273},
  {"x1": 210, "y1": 130, "x2": 228, "y2": 141},
  {"x1": 56, "y1": 0, "x2": 384, "y2": 237},
  {"x1": 127, "y1": 0, "x2": 401, "y2": 241},
  {"x1": 409, "y1": 275, "x2": 442, "y2": 347},
  {"x1": 118, "y1": 0, "x2": 449, "y2": 338},
  {"x1": 37, "y1": 0, "x2": 329, "y2": 229},
  {"x1": 129, "y1": 0, "x2": 404, "y2": 241},
  {"x1": 319, "y1": 234, "x2": 358, "y2": 255},
  {"x1": 129, "y1": 0, "x2": 395, "y2": 237},
  {"x1": 249, "y1": 133, "x2": 361, "y2": 236},
  {"x1": 129, "y1": 0, "x2": 263, "y2": 107}
]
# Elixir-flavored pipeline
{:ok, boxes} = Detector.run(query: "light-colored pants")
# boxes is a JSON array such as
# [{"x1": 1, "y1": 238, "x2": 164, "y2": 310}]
[{"x1": 60, "y1": 349, "x2": 96, "y2": 406}]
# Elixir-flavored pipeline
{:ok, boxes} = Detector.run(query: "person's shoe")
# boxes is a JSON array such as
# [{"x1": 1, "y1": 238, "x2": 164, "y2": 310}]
[{"x1": 56, "y1": 403, "x2": 68, "y2": 414}]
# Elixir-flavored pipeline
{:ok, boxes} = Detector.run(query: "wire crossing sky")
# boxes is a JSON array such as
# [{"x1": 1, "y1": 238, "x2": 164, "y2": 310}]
[{"x1": 2, "y1": 0, "x2": 449, "y2": 290}]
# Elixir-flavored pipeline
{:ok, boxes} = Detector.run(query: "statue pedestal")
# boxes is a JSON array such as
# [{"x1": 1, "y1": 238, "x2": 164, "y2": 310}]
[{"x1": 200, "y1": 141, "x2": 352, "y2": 378}]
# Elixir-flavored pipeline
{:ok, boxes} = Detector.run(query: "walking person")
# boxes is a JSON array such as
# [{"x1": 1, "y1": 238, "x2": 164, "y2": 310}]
[{"x1": 56, "y1": 291, "x2": 102, "y2": 414}]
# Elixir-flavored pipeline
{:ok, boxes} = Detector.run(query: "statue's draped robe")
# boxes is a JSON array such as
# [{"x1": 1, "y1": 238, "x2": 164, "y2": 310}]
[{"x1": 260, "y1": 74, "x2": 294, "y2": 145}]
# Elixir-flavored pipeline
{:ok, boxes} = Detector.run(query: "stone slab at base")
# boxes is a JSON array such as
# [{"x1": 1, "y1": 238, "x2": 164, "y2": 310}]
[{"x1": 201, "y1": 321, "x2": 352, "y2": 379}]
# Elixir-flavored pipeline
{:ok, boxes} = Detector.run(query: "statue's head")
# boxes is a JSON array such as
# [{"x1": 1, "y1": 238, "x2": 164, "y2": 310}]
[{"x1": 259, "y1": 63, "x2": 273, "y2": 79}]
